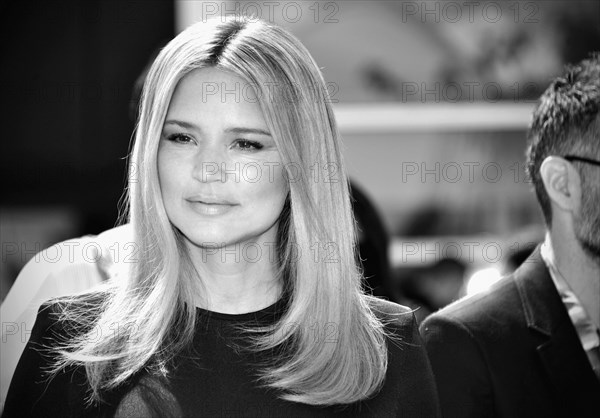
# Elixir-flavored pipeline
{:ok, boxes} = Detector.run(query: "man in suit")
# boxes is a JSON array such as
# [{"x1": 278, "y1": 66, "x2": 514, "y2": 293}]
[{"x1": 420, "y1": 54, "x2": 600, "y2": 417}]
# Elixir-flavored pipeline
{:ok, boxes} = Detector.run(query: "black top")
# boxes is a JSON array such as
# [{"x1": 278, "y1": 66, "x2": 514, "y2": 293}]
[{"x1": 3, "y1": 296, "x2": 440, "y2": 418}]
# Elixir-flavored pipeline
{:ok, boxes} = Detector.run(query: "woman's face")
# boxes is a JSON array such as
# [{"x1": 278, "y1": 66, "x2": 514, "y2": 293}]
[{"x1": 158, "y1": 67, "x2": 288, "y2": 250}]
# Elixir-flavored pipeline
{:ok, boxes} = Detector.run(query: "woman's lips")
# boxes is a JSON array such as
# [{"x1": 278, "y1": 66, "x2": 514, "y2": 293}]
[{"x1": 186, "y1": 199, "x2": 237, "y2": 216}]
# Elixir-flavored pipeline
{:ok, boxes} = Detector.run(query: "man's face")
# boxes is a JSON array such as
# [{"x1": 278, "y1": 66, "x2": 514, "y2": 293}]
[{"x1": 574, "y1": 163, "x2": 600, "y2": 265}]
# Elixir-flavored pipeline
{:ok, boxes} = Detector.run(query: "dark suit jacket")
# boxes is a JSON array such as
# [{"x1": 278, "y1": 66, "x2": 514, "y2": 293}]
[{"x1": 420, "y1": 246, "x2": 599, "y2": 418}]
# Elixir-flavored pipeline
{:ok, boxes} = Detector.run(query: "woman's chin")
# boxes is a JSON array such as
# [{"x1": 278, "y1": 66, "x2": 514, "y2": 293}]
[{"x1": 184, "y1": 234, "x2": 231, "y2": 249}]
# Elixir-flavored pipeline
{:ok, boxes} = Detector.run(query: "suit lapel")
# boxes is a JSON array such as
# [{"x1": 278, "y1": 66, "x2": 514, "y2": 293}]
[{"x1": 513, "y1": 246, "x2": 600, "y2": 402}]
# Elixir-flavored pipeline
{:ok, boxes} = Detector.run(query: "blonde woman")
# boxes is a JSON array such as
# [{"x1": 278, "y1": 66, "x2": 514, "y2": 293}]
[{"x1": 4, "y1": 17, "x2": 439, "y2": 417}]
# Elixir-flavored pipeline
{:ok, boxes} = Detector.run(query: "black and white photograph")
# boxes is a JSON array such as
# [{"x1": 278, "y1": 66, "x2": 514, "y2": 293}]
[{"x1": 1, "y1": 1, "x2": 599, "y2": 416}]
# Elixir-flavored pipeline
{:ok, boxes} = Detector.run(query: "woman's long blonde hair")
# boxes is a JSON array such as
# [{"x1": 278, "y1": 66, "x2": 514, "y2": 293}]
[{"x1": 56, "y1": 16, "x2": 389, "y2": 406}]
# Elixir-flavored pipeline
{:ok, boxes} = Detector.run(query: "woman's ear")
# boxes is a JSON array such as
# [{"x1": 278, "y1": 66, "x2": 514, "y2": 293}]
[{"x1": 539, "y1": 156, "x2": 582, "y2": 213}]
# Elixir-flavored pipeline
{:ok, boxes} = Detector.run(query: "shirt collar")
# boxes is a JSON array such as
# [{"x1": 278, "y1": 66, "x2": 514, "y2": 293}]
[{"x1": 541, "y1": 235, "x2": 600, "y2": 351}]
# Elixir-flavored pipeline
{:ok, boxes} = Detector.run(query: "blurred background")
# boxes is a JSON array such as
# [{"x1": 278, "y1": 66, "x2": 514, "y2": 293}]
[{"x1": 2, "y1": 0, "x2": 599, "y2": 322}]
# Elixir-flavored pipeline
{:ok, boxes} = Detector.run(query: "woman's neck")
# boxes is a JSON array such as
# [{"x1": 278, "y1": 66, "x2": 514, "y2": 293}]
[{"x1": 186, "y1": 240, "x2": 282, "y2": 314}]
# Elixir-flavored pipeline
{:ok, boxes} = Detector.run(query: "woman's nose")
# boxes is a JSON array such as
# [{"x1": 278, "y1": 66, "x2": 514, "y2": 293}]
[{"x1": 192, "y1": 146, "x2": 238, "y2": 183}]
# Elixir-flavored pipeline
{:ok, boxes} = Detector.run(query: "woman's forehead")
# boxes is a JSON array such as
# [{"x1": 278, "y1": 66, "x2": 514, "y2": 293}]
[
  {"x1": 166, "y1": 67, "x2": 268, "y2": 129},
  {"x1": 176, "y1": 67, "x2": 260, "y2": 100}
]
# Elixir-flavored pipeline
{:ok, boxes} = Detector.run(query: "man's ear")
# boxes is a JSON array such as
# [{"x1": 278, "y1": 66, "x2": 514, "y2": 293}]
[{"x1": 539, "y1": 156, "x2": 582, "y2": 213}]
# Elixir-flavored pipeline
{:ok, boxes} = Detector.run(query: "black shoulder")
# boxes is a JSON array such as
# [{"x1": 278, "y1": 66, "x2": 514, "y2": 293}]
[
  {"x1": 367, "y1": 296, "x2": 416, "y2": 341},
  {"x1": 420, "y1": 273, "x2": 526, "y2": 356},
  {"x1": 37, "y1": 290, "x2": 109, "y2": 339},
  {"x1": 368, "y1": 296, "x2": 412, "y2": 320},
  {"x1": 426, "y1": 273, "x2": 519, "y2": 324},
  {"x1": 44, "y1": 289, "x2": 109, "y2": 311},
  {"x1": 2, "y1": 295, "x2": 107, "y2": 417},
  {"x1": 365, "y1": 297, "x2": 442, "y2": 417}
]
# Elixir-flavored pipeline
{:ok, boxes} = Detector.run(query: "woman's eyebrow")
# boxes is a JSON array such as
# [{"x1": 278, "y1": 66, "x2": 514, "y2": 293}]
[
  {"x1": 225, "y1": 127, "x2": 272, "y2": 136},
  {"x1": 163, "y1": 120, "x2": 271, "y2": 137},
  {"x1": 163, "y1": 119, "x2": 197, "y2": 130}
]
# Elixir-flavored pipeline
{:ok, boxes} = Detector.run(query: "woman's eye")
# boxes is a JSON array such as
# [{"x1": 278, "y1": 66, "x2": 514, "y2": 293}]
[
  {"x1": 165, "y1": 133, "x2": 194, "y2": 144},
  {"x1": 234, "y1": 139, "x2": 263, "y2": 151}
]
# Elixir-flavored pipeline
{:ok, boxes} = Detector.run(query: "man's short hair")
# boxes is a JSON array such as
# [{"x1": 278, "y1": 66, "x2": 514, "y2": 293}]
[{"x1": 526, "y1": 52, "x2": 600, "y2": 225}]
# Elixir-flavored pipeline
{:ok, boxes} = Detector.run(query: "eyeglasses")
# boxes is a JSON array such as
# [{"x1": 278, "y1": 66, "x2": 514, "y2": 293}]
[{"x1": 563, "y1": 155, "x2": 600, "y2": 167}]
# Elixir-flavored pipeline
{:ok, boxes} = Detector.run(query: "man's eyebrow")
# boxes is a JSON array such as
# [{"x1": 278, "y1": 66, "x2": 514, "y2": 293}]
[{"x1": 163, "y1": 120, "x2": 271, "y2": 137}]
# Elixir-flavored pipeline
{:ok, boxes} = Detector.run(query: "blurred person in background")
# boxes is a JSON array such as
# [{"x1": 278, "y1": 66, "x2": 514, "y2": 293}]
[
  {"x1": 350, "y1": 182, "x2": 393, "y2": 299},
  {"x1": 397, "y1": 258, "x2": 466, "y2": 324},
  {"x1": 3, "y1": 16, "x2": 439, "y2": 417},
  {"x1": 420, "y1": 53, "x2": 600, "y2": 418}
]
